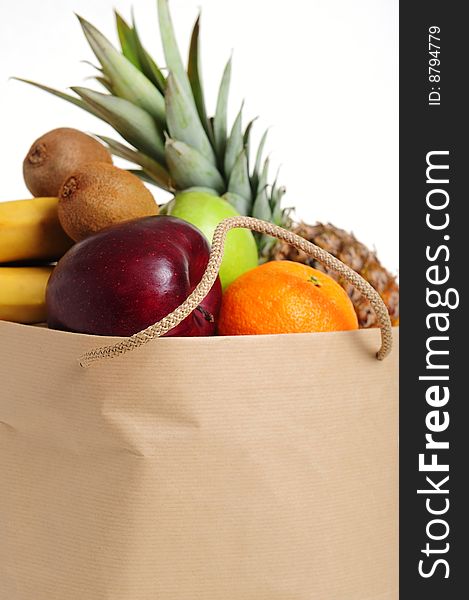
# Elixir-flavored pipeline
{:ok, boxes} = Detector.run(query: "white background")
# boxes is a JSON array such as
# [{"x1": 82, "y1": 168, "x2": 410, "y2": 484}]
[{"x1": 0, "y1": 0, "x2": 398, "y2": 271}]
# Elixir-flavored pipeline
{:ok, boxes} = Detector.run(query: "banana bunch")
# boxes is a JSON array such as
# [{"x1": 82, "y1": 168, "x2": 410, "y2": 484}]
[{"x1": 0, "y1": 197, "x2": 73, "y2": 324}]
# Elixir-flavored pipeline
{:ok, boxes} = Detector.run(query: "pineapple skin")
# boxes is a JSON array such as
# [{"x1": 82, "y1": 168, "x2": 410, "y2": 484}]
[{"x1": 271, "y1": 222, "x2": 399, "y2": 329}]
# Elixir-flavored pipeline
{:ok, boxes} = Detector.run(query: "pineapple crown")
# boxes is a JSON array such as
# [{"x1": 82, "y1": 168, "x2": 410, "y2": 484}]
[{"x1": 15, "y1": 0, "x2": 289, "y2": 256}]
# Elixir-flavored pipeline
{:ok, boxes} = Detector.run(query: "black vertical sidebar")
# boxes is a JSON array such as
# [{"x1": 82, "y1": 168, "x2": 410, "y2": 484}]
[{"x1": 400, "y1": 2, "x2": 467, "y2": 598}]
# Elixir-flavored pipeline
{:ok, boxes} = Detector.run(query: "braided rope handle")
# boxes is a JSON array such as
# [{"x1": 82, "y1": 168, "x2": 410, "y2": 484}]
[{"x1": 79, "y1": 216, "x2": 393, "y2": 367}]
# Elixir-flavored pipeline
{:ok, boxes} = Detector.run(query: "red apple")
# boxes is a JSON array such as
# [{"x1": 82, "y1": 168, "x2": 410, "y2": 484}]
[{"x1": 46, "y1": 215, "x2": 222, "y2": 337}]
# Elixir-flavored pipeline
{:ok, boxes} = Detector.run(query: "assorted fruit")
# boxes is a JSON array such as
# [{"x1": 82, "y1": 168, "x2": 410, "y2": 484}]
[{"x1": 1, "y1": 0, "x2": 399, "y2": 337}]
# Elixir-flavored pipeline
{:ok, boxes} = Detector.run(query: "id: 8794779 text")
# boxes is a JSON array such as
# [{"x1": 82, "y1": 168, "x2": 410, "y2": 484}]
[{"x1": 428, "y1": 26, "x2": 441, "y2": 106}]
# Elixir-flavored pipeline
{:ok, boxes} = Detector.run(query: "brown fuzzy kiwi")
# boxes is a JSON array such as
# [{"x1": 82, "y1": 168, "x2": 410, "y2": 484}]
[
  {"x1": 58, "y1": 162, "x2": 158, "y2": 241},
  {"x1": 23, "y1": 128, "x2": 112, "y2": 197}
]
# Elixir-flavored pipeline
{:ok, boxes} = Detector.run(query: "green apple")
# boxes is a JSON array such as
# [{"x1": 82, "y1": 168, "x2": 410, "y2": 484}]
[{"x1": 164, "y1": 191, "x2": 258, "y2": 289}]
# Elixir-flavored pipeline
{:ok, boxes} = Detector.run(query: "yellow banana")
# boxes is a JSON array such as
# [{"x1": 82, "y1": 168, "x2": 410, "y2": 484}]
[
  {"x1": 0, "y1": 266, "x2": 54, "y2": 324},
  {"x1": 0, "y1": 197, "x2": 73, "y2": 263}
]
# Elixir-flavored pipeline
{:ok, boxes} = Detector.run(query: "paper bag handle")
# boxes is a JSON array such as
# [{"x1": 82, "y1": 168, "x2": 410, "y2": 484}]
[{"x1": 79, "y1": 216, "x2": 393, "y2": 367}]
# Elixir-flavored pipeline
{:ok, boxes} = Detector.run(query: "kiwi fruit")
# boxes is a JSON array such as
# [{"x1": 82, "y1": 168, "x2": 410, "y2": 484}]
[
  {"x1": 58, "y1": 162, "x2": 158, "y2": 241},
  {"x1": 23, "y1": 128, "x2": 112, "y2": 197}
]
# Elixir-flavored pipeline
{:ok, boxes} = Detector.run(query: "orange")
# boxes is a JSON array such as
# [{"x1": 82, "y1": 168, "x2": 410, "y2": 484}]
[{"x1": 218, "y1": 260, "x2": 358, "y2": 336}]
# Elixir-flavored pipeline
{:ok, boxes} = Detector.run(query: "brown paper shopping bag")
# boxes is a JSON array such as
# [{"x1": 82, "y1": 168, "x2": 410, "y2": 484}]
[{"x1": 0, "y1": 217, "x2": 398, "y2": 600}]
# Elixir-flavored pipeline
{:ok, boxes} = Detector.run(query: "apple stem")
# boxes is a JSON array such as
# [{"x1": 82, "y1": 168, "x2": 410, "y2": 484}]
[{"x1": 195, "y1": 305, "x2": 215, "y2": 323}]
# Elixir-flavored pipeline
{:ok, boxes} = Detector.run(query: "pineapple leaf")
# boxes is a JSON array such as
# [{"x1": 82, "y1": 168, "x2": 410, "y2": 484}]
[
  {"x1": 94, "y1": 76, "x2": 114, "y2": 93},
  {"x1": 97, "y1": 135, "x2": 172, "y2": 191},
  {"x1": 12, "y1": 78, "x2": 105, "y2": 120},
  {"x1": 257, "y1": 156, "x2": 270, "y2": 196},
  {"x1": 271, "y1": 166, "x2": 280, "y2": 197},
  {"x1": 81, "y1": 60, "x2": 104, "y2": 73},
  {"x1": 72, "y1": 87, "x2": 166, "y2": 163},
  {"x1": 157, "y1": 0, "x2": 193, "y2": 101},
  {"x1": 187, "y1": 14, "x2": 213, "y2": 144},
  {"x1": 271, "y1": 185, "x2": 287, "y2": 224},
  {"x1": 252, "y1": 186, "x2": 272, "y2": 221},
  {"x1": 227, "y1": 149, "x2": 251, "y2": 199},
  {"x1": 224, "y1": 103, "x2": 244, "y2": 178},
  {"x1": 97, "y1": 134, "x2": 147, "y2": 162},
  {"x1": 165, "y1": 138, "x2": 224, "y2": 193},
  {"x1": 127, "y1": 169, "x2": 161, "y2": 185},
  {"x1": 165, "y1": 73, "x2": 217, "y2": 166},
  {"x1": 243, "y1": 118, "x2": 257, "y2": 172},
  {"x1": 213, "y1": 56, "x2": 232, "y2": 163},
  {"x1": 131, "y1": 16, "x2": 167, "y2": 93},
  {"x1": 258, "y1": 235, "x2": 277, "y2": 260},
  {"x1": 251, "y1": 127, "x2": 269, "y2": 191},
  {"x1": 223, "y1": 192, "x2": 250, "y2": 215},
  {"x1": 115, "y1": 11, "x2": 140, "y2": 68},
  {"x1": 76, "y1": 15, "x2": 166, "y2": 125}
]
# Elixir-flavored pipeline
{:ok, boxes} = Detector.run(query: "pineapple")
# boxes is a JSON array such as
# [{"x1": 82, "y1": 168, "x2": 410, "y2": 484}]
[{"x1": 16, "y1": 0, "x2": 398, "y2": 328}]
